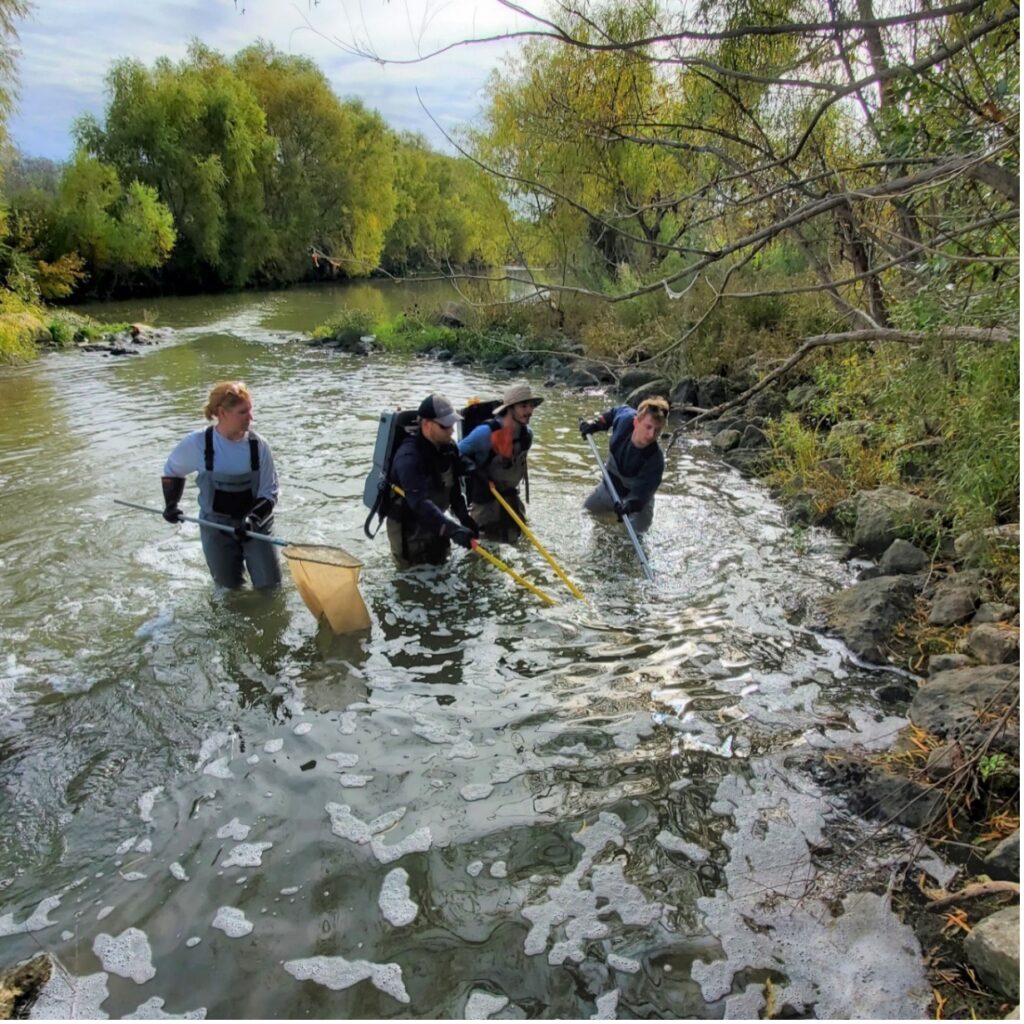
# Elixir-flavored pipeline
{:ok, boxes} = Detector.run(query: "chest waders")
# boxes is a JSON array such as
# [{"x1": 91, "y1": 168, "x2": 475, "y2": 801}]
[
  {"x1": 385, "y1": 454, "x2": 457, "y2": 567},
  {"x1": 583, "y1": 443, "x2": 656, "y2": 533},
  {"x1": 467, "y1": 420, "x2": 532, "y2": 540},
  {"x1": 197, "y1": 426, "x2": 281, "y2": 589}
]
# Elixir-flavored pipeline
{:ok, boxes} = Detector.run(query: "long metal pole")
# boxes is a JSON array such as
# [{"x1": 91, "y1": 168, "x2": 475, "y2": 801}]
[
  {"x1": 113, "y1": 499, "x2": 291, "y2": 547},
  {"x1": 584, "y1": 435, "x2": 655, "y2": 583}
]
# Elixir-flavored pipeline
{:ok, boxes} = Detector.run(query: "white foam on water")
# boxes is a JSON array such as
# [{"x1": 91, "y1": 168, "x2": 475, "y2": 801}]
[
  {"x1": 464, "y1": 990, "x2": 509, "y2": 1019},
  {"x1": 339, "y1": 712, "x2": 358, "y2": 734},
  {"x1": 123, "y1": 996, "x2": 207, "y2": 1019},
  {"x1": 263, "y1": 738, "x2": 284, "y2": 753},
  {"x1": 0, "y1": 893, "x2": 61, "y2": 936},
  {"x1": 590, "y1": 990, "x2": 620, "y2": 1019},
  {"x1": 489, "y1": 861, "x2": 508, "y2": 879},
  {"x1": 460, "y1": 784, "x2": 494, "y2": 802},
  {"x1": 326, "y1": 752, "x2": 360, "y2": 768},
  {"x1": 293, "y1": 722, "x2": 312, "y2": 735},
  {"x1": 522, "y1": 813, "x2": 662, "y2": 966},
  {"x1": 61, "y1": 929, "x2": 74, "y2": 941},
  {"x1": 120, "y1": 872, "x2": 147, "y2": 882},
  {"x1": 29, "y1": 968, "x2": 109, "y2": 1020},
  {"x1": 378, "y1": 868, "x2": 418, "y2": 927},
  {"x1": 115, "y1": 836, "x2": 139, "y2": 856},
  {"x1": 216, "y1": 818, "x2": 250, "y2": 841},
  {"x1": 466, "y1": 861, "x2": 484, "y2": 877},
  {"x1": 93, "y1": 927, "x2": 157, "y2": 984},
  {"x1": 211, "y1": 906, "x2": 253, "y2": 938},
  {"x1": 371, "y1": 827, "x2": 432, "y2": 865},
  {"x1": 448, "y1": 740, "x2": 477, "y2": 760},
  {"x1": 655, "y1": 831, "x2": 709, "y2": 863},
  {"x1": 193, "y1": 733, "x2": 229, "y2": 772},
  {"x1": 325, "y1": 804, "x2": 406, "y2": 844},
  {"x1": 97, "y1": 905, "x2": 114, "y2": 921},
  {"x1": 283, "y1": 955, "x2": 409, "y2": 1004},
  {"x1": 135, "y1": 838, "x2": 153, "y2": 854},
  {"x1": 221, "y1": 842, "x2": 273, "y2": 869},
  {"x1": 202, "y1": 757, "x2": 233, "y2": 779},
  {"x1": 280, "y1": 886, "x2": 300, "y2": 895},
  {"x1": 339, "y1": 774, "x2": 372, "y2": 787},
  {"x1": 169, "y1": 863, "x2": 189, "y2": 882},
  {"x1": 185, "y1": 937, "x2": 201, "y2": 948},
  {"x1": 246, "y1": 754, "x2": 259, "y2": 765},
  {"x1": 606, "y1": 953, "x2": 641, "y2": 973},
  {"x1": 138, "y1": 786, "x2": 164, "y2": 823}
]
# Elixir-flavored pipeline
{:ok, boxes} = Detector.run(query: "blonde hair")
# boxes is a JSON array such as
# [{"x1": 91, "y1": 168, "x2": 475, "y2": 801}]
[
  {"x1": 637, "y1": 396, "x2": 669, "y2": 423},
  {"x1": 203, "y1": 381, "x2": 251, "y2": 421}
]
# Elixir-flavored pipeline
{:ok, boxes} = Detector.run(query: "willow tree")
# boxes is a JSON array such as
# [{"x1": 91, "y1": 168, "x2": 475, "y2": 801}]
[{"x1": 234, "y1": 43, "x2": 397, "y2": 281}]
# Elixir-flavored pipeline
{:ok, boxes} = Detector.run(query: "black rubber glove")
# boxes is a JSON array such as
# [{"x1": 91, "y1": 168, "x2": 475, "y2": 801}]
[
  {"x1": 161, "y1": 476, "x2": 185, "y2": 524},
  {"x1": 579, "y1": 416, "x2": 603, "y2": 437},
  {"x1": 236, "y1": 497, "x2": 274, "y2": 541},
  {"x1": 458, "y1": 513, "x2": 480, "y2": 537},
  {"x1": 614, "y1": 497, "x2": 641, "y2": 520},
  {"x1": 449, "y1": 525, "x2": 476, "y2": 550}
]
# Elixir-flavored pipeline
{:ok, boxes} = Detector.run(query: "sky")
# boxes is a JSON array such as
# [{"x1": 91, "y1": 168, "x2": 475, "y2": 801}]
[{"x1": 8, "y1": 0, "x2": 541, "y2": 161}]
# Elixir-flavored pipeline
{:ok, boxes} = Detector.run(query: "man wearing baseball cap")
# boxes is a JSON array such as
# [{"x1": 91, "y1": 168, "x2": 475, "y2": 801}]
[
  {"x1": 385, "y1": 393, "x2": 479, "y2": 567},
  {"x1": 458, "y1": 380, "x2": 543, "y2": 543}
]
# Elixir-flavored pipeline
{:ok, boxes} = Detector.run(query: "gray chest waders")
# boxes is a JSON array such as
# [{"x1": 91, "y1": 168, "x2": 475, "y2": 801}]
[{"x1": 197, "y1": 427, "x2": 281, "y2": 589}]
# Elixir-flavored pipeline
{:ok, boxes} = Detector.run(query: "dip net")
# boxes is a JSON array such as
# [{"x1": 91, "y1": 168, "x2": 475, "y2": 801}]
[{"x1": 283, "y1": 544, "x2": 371, "y2": 634}]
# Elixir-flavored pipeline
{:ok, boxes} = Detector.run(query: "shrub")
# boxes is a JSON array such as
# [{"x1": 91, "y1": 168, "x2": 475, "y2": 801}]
[{"x1": 310, "y1": 307, "x2": 376, "y2": 345}]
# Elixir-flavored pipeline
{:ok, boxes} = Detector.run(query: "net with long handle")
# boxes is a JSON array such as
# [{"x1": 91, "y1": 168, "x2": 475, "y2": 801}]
[{"x1": 283, "y1": 544, "x2": 371, "y2": 634}]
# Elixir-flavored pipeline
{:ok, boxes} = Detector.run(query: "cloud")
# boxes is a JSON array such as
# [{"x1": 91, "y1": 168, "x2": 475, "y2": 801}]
[{"x1": 9, "y1": 0, "x2": 539, "y2": 159}]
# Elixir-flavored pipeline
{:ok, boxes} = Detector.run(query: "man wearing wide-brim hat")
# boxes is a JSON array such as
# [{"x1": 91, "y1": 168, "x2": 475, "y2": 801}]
[{"x1": 458, "y1": 380, "x2": 543, "y2": 542}]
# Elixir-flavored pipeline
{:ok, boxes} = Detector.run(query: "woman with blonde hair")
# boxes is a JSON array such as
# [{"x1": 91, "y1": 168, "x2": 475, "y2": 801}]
[{"x1": 161, "y1": 381, "x2": 281, "y2": 589}]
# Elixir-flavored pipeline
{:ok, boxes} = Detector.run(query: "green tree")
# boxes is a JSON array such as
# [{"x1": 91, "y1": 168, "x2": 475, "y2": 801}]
[
  {"x1": 233, "y1": 42, "x2": 396, "y2": 281},
  {"x1": 53, "y1": 152, "x2": 176, "y2": 293},
  {"x1": 76, "y1": 42, "x2": 273, "y2": 289}
]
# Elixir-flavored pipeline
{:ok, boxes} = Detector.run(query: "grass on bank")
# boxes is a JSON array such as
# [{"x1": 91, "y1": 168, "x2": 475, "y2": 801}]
[
  {"x1": 765, "y1": 340, "x2": 1020, "y2": 547},
  {"x1": 0, "y1": 288, "x2": 131, "y2": 364}
]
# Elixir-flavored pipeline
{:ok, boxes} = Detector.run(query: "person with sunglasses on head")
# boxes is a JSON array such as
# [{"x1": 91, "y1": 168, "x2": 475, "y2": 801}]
[
  {"x1": 458, "y1": 380, "x2": 543, "y2": 543},
  {"x1": 385, "y1": 393, "x2": 479, "y2": 568},
  {"x1": 160, "y1": 380, "x2": 282, "y2": 590},
  {"x1": 579, "y1": 396, "x2": 669, "y2": 533}
]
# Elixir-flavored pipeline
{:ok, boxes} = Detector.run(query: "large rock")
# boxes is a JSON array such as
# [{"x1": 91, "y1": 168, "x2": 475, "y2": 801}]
[
  {"x1": 929, "y1": 586, "x2": 978, "y2": 626},
  {"x1": 954, "y1": 523, "x2": 1019, "y2": 567},
  {"x1": 878, "y1": 539, "x2": 929, "y2": 575},
  {"x1": 816, "y1": 575, "x2": 919, "y2": 663},
  {"x1": 964, "y1": 906, "x2": 1020, "y2": 1000},
  {"x1": 697, "y1": 374, "x2": 741, "y2": 409},
  {"x1": 909, "y1": 664, "x2": 1019, "y2": 751},
  {"x1": 570, "y1": 359, "x2": 616, "y2": 383},
  {"x1": 617, "y1": 368, "x2": 664, "y2": 394},
  {"x1": 712, "y1": 429, "x2": 742, "y2": 452},
  {"x1": 974, "y1": 603, "x2": 1018, "y2": 624},
  {"x1": 722, "y1": 448, "x2": 768, "y2": 477},
  {"x1": 984, "y1": 830, "x2": 1020, "y2": 882},
  {"x1": 745, "y1": 387, "x2": 786, "y2": 420},
  {"x1": 565, "y1": 368, "x2": 602, "y2": 389},
  {"x1": 671, "y1": 378, "x2": 698, "y2": 409},
  {"x1": 851, "y1": 486, "x2": 943, "y2": 555},
  {"x1": 966, "y1": 623, "x2": 1020, "y2": 664},
  {"x1": 624, "y1": 378, "x2": 672, "y2": 409}
]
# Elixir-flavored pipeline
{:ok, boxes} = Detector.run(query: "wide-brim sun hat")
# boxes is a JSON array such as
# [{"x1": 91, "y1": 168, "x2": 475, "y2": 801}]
[{"x1": 494, "y1": 381, "x2": 544, "y2": 417}]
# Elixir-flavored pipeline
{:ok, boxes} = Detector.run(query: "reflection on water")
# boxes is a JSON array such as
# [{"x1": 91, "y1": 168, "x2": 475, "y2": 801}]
[{"x1": 0, "y1": 293, "x2": 931, "y2": 1018}]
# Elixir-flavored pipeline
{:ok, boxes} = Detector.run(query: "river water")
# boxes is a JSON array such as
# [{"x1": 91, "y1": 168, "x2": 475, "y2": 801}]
[{"x1": 0, "y1": 285, "x2": 935, "y2": 1019}]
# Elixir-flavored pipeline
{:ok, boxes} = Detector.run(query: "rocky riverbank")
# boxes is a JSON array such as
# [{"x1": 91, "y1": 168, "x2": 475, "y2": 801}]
[{"x1": 311, "y1": 323, "x2": 1019, "y2": 1018}]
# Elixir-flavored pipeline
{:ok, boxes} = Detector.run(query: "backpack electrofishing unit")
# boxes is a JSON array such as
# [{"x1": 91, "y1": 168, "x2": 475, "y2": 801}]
[{"x1": 362, "y1": 408, "x2": 418, "y2": 538}]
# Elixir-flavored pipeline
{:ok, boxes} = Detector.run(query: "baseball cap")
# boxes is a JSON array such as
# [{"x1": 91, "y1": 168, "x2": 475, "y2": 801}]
[{"x1": 417, "y1": 393, "x2": 462, "y2": 428}]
